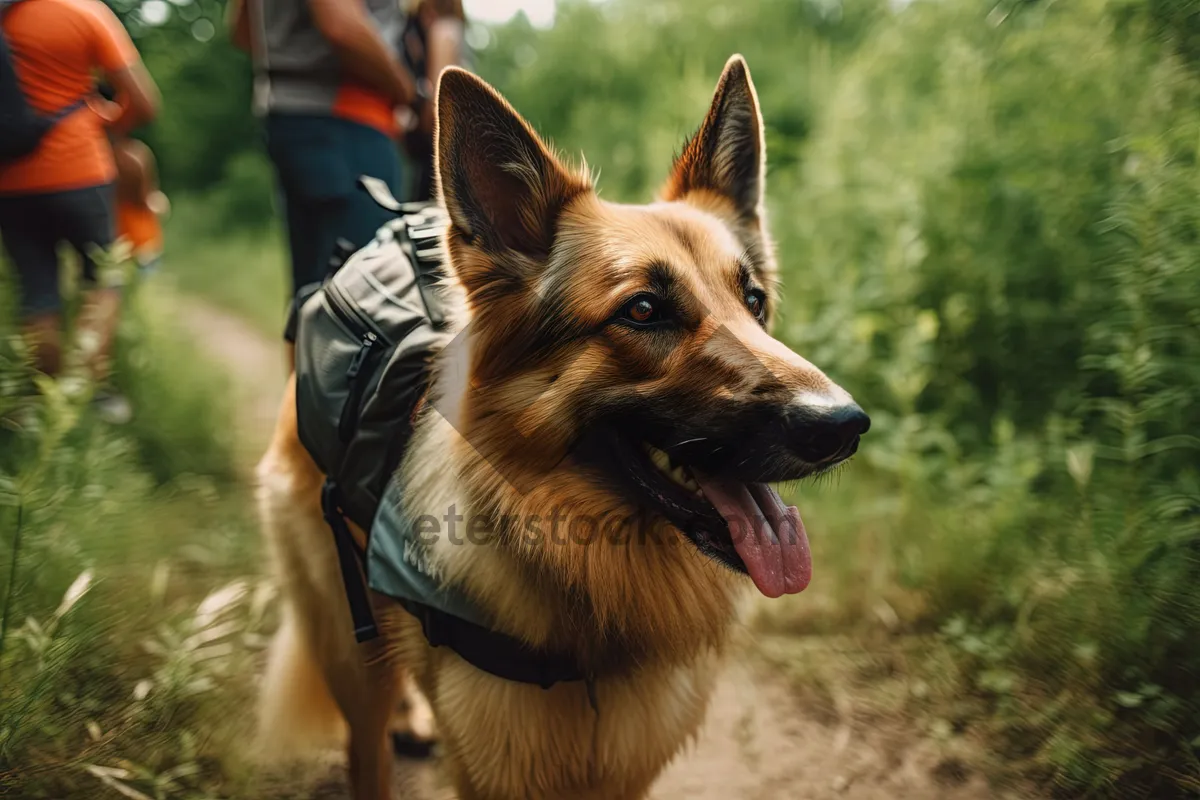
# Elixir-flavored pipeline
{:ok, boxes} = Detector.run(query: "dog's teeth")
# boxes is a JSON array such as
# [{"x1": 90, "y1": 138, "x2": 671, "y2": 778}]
[{"x1": 646, "y1": 444, "x2": 705, "y2": 496}]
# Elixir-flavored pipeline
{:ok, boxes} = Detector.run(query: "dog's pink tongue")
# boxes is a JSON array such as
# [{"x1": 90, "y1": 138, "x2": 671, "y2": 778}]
[{"x1": 693, "y1": 476, "x2": 811, "y2": 598}]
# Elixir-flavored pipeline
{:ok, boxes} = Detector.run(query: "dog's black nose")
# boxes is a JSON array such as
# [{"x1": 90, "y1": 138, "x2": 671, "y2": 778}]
[{"x1": 789, "y1": 403, "x2": 871, "y2": 464}]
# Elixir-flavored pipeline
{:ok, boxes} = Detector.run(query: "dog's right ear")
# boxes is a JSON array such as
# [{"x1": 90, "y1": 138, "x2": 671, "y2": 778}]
[
  {"x1": 435, "y1": 69, "x2": 590, "y2": 287},
  {"x1": 662, "y1": 55, "x2": 765, "y2": 225}
]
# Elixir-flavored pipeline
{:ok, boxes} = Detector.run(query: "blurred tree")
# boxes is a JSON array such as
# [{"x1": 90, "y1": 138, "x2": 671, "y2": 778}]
[
  {"x1": 104, "y1": 0, "x2": 264, "y2": 206},
  {"x1": 477, "y1": 0, "x2": 888, "y2": 200}
]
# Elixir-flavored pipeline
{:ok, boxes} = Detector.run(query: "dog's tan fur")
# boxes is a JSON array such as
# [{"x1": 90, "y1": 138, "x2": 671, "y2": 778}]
[{"x1": 257, "y1": 57, "x2": 852, "y2": 799}]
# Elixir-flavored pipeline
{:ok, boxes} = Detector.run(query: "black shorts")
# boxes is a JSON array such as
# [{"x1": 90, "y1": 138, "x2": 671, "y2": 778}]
[{"x1": 0, "y1": 182, "x2": 116, "y2": 315}]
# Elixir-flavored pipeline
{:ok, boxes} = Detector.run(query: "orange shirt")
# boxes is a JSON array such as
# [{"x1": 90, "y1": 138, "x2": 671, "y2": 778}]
[
  {"x1": 0, "y1": 0, "x2": 139, "y2": 195},
  {"x1": 332, "y1": 84, "x2": 397, "y2": 138},
  {"x1": 117, "y1": 200, "x2": 161, "y2": 255}
]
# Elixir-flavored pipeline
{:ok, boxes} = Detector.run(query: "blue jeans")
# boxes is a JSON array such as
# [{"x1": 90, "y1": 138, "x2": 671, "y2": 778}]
[{"x1": 265, "y1": 114, "x2": 402, "y2": 301}]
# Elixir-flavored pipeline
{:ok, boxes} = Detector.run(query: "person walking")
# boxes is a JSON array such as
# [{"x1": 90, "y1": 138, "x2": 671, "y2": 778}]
[
  {"x1": 0, "y1": 0, "x2": 158, "y2": 389},
  {"x1": 113, "y1": 134, "x2": 168, "y2": 275},
  {"x1": 95, "y1": 81, "x2": 168, "y2": 276},
  {"x1": 228, "y1": 0, "x2": 416, "y2": 359}
]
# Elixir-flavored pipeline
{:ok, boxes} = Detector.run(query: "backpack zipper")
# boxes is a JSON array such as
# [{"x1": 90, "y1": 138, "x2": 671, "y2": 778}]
[
  {"x1": 325, "y1": 275, "x2": 391, "y2": 445},
  {"x1": 325, "y1": 278, "x2": 390, "y2": 346},
  {"x1": 346, "y1": 331, "x2": 378, "y2": 379},
  {"x1": 339, "y1": 330, "x2": 380, "y2": 443}
]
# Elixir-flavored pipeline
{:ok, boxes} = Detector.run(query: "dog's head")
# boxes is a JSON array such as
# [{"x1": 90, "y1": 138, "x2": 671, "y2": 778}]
[{"x1": 429, "y1": 57, "x2": 867, "y2": 635}]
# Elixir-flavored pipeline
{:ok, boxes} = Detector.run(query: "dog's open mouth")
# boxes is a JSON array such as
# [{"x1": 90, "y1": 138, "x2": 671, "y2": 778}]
[
  {"x1": 576, "y1": 430, "x2": 812, "y2": 598},
  {"x1": 638, "y1": 442, "x2": 811, "y2": 598}
]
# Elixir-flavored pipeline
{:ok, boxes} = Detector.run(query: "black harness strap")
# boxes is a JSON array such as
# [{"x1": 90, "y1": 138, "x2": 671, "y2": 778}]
[
  {"x1": 321, "y1": 480, "x2": 379, "y2": 643},
  {"x1": 395, "y1": 596, "x2": 585, "y2": 690},
  {"x1": 321, "y1": 479, "x2": 586, "y2": 687}
]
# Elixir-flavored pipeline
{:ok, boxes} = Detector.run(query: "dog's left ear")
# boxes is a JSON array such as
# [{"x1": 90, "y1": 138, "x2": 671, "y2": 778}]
[{"x1": 663, "y1": 55, "x2": 765, "y2": 224}]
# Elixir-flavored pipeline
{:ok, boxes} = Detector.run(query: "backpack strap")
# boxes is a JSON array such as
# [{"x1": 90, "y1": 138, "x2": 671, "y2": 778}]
[
  {"x1": 356, "y1": 175, "x2": 450, "y2": 326},
  {"x1": 401, "y1": 208, "x2": 449, "y2": 327},
  {"x1": 367, "y1": 482, "x2": 588, "y2": 689},
  {"x1": 324, "y1": 474, "x2": 586, "y2": 687},
  {"x1": 321, "y1": 479, "x2": 380, "y2": 643},
  {"x1": 359, "y1": 174, "x2": 403, "y2": 213}
]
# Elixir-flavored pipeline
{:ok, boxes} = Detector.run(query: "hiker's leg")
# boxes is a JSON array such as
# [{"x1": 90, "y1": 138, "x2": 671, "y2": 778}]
[
  {"x1": 21, "y1": 312, "x2": 63, "y2": 376},
  {"x1": 336, "y1": 117, "x2": 404, "y2": 248},
  {"x1": 75, "y1": 287, "x2": 122, "y2": 384},
  {"x1": 59, "y1": 184, "x2": 120, "y2": 383},
  {"x1": 0, "y1": 193, "x2": 65, "y2": 376},
  {"x1": 268, "y1": 115, "x2": 403, "y2": 293},
  {"x1": 265, "y1": 113, "x2": 351, "y2": 370}
]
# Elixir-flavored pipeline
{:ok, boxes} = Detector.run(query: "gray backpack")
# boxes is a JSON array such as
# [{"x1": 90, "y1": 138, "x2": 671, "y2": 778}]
[
  {"x1": 293, "y1": 180, "x2": 452, "y2": 640},
  {"x1": 294, "y1": 182, "x2": 591, "y2": 688}
]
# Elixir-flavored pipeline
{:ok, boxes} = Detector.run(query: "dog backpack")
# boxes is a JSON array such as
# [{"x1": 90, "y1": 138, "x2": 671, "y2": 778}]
[
  {"x1": 0, "y1": 0, "x2": 87, "y2": 163},
  {"x1": 294, "y1": 179, "x2": 588, "y2": 688},
  {"x1": 293, "y1": 178, "x2": 453, "y2": 640}
]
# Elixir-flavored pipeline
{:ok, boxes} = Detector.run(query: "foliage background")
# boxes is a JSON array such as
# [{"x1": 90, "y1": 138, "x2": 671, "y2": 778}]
[
  {"x1": 483, "y1": 5, "x2": 1200, "y2": 790},
  {"x1": 2, "y1": 0, "x2": 1199, "y2": 796}
]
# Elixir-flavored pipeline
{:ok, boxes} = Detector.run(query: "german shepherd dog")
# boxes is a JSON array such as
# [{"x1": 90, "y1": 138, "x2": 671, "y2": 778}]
[{"x1": 256, "y1": 56, "x2": 868, "y2": 799}]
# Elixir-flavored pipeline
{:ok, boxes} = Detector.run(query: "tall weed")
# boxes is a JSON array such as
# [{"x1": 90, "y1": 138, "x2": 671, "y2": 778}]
[{"x1": 0, "y1": 266, "x2": 267, "y2": 798}]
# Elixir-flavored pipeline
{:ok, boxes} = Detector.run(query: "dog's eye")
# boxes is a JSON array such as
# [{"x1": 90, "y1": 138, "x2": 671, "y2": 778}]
[
  {"x1": 622, "y1": 294, "x2": 661, "y2": 326},
  {"x1": 745, "y1": 289, "x2": 766, "y2": 321}
]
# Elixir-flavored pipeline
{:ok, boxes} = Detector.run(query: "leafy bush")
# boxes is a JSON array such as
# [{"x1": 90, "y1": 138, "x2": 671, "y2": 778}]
[
  {"x1": 0, "y1": 270, "x2": 268, "y2": 798},
  {"x1": 480, "y1": 0, "x2": 1200, "y2": 794},
  {"x1": 481, "y1": 0, "x2": 886, "y2": 202},
  {"x1": 775, "y1": 2, "x2": 1200, "y2": 793}
]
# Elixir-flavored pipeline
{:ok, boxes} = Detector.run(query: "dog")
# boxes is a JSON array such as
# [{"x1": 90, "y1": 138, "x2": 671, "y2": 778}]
[{"x1": 255, "y1": 55, "x2": 869, "y2": 800}]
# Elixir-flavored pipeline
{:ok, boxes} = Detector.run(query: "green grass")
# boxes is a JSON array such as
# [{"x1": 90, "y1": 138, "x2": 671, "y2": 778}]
[
  {"x1": 114, "y1": 282, "x2": 240, "y2": 482},
  {"x1": 0, "y1": 268, "x2": 275, "y2": 799}
]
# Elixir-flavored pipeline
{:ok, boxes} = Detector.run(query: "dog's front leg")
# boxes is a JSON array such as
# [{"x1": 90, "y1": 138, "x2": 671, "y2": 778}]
[{"x1": 342, "y1": 646, "x2": 400, "y2": 800}]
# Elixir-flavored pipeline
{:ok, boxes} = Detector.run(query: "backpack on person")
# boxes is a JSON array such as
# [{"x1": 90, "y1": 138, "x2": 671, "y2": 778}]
[{"x1": 0, "y1": 0, "x2": 87, "y2": 163}]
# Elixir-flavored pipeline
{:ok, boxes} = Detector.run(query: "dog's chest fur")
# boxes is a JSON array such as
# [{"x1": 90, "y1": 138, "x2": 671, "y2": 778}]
[
  {"x1": 382, "y1": 605, "x2": 721, "y2": 799},
  {"x1": 384, "y1": 414, "x2": 737, "y2": 797}
]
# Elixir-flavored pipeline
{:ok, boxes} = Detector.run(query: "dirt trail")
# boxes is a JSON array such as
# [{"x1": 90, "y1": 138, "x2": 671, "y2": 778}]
[
  {"x1": 177, "y1": 296, "x2": 287, "y2": 464},
  {"x1": 180, "y1": 296, "x2": 1005, "y2": 800}
]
